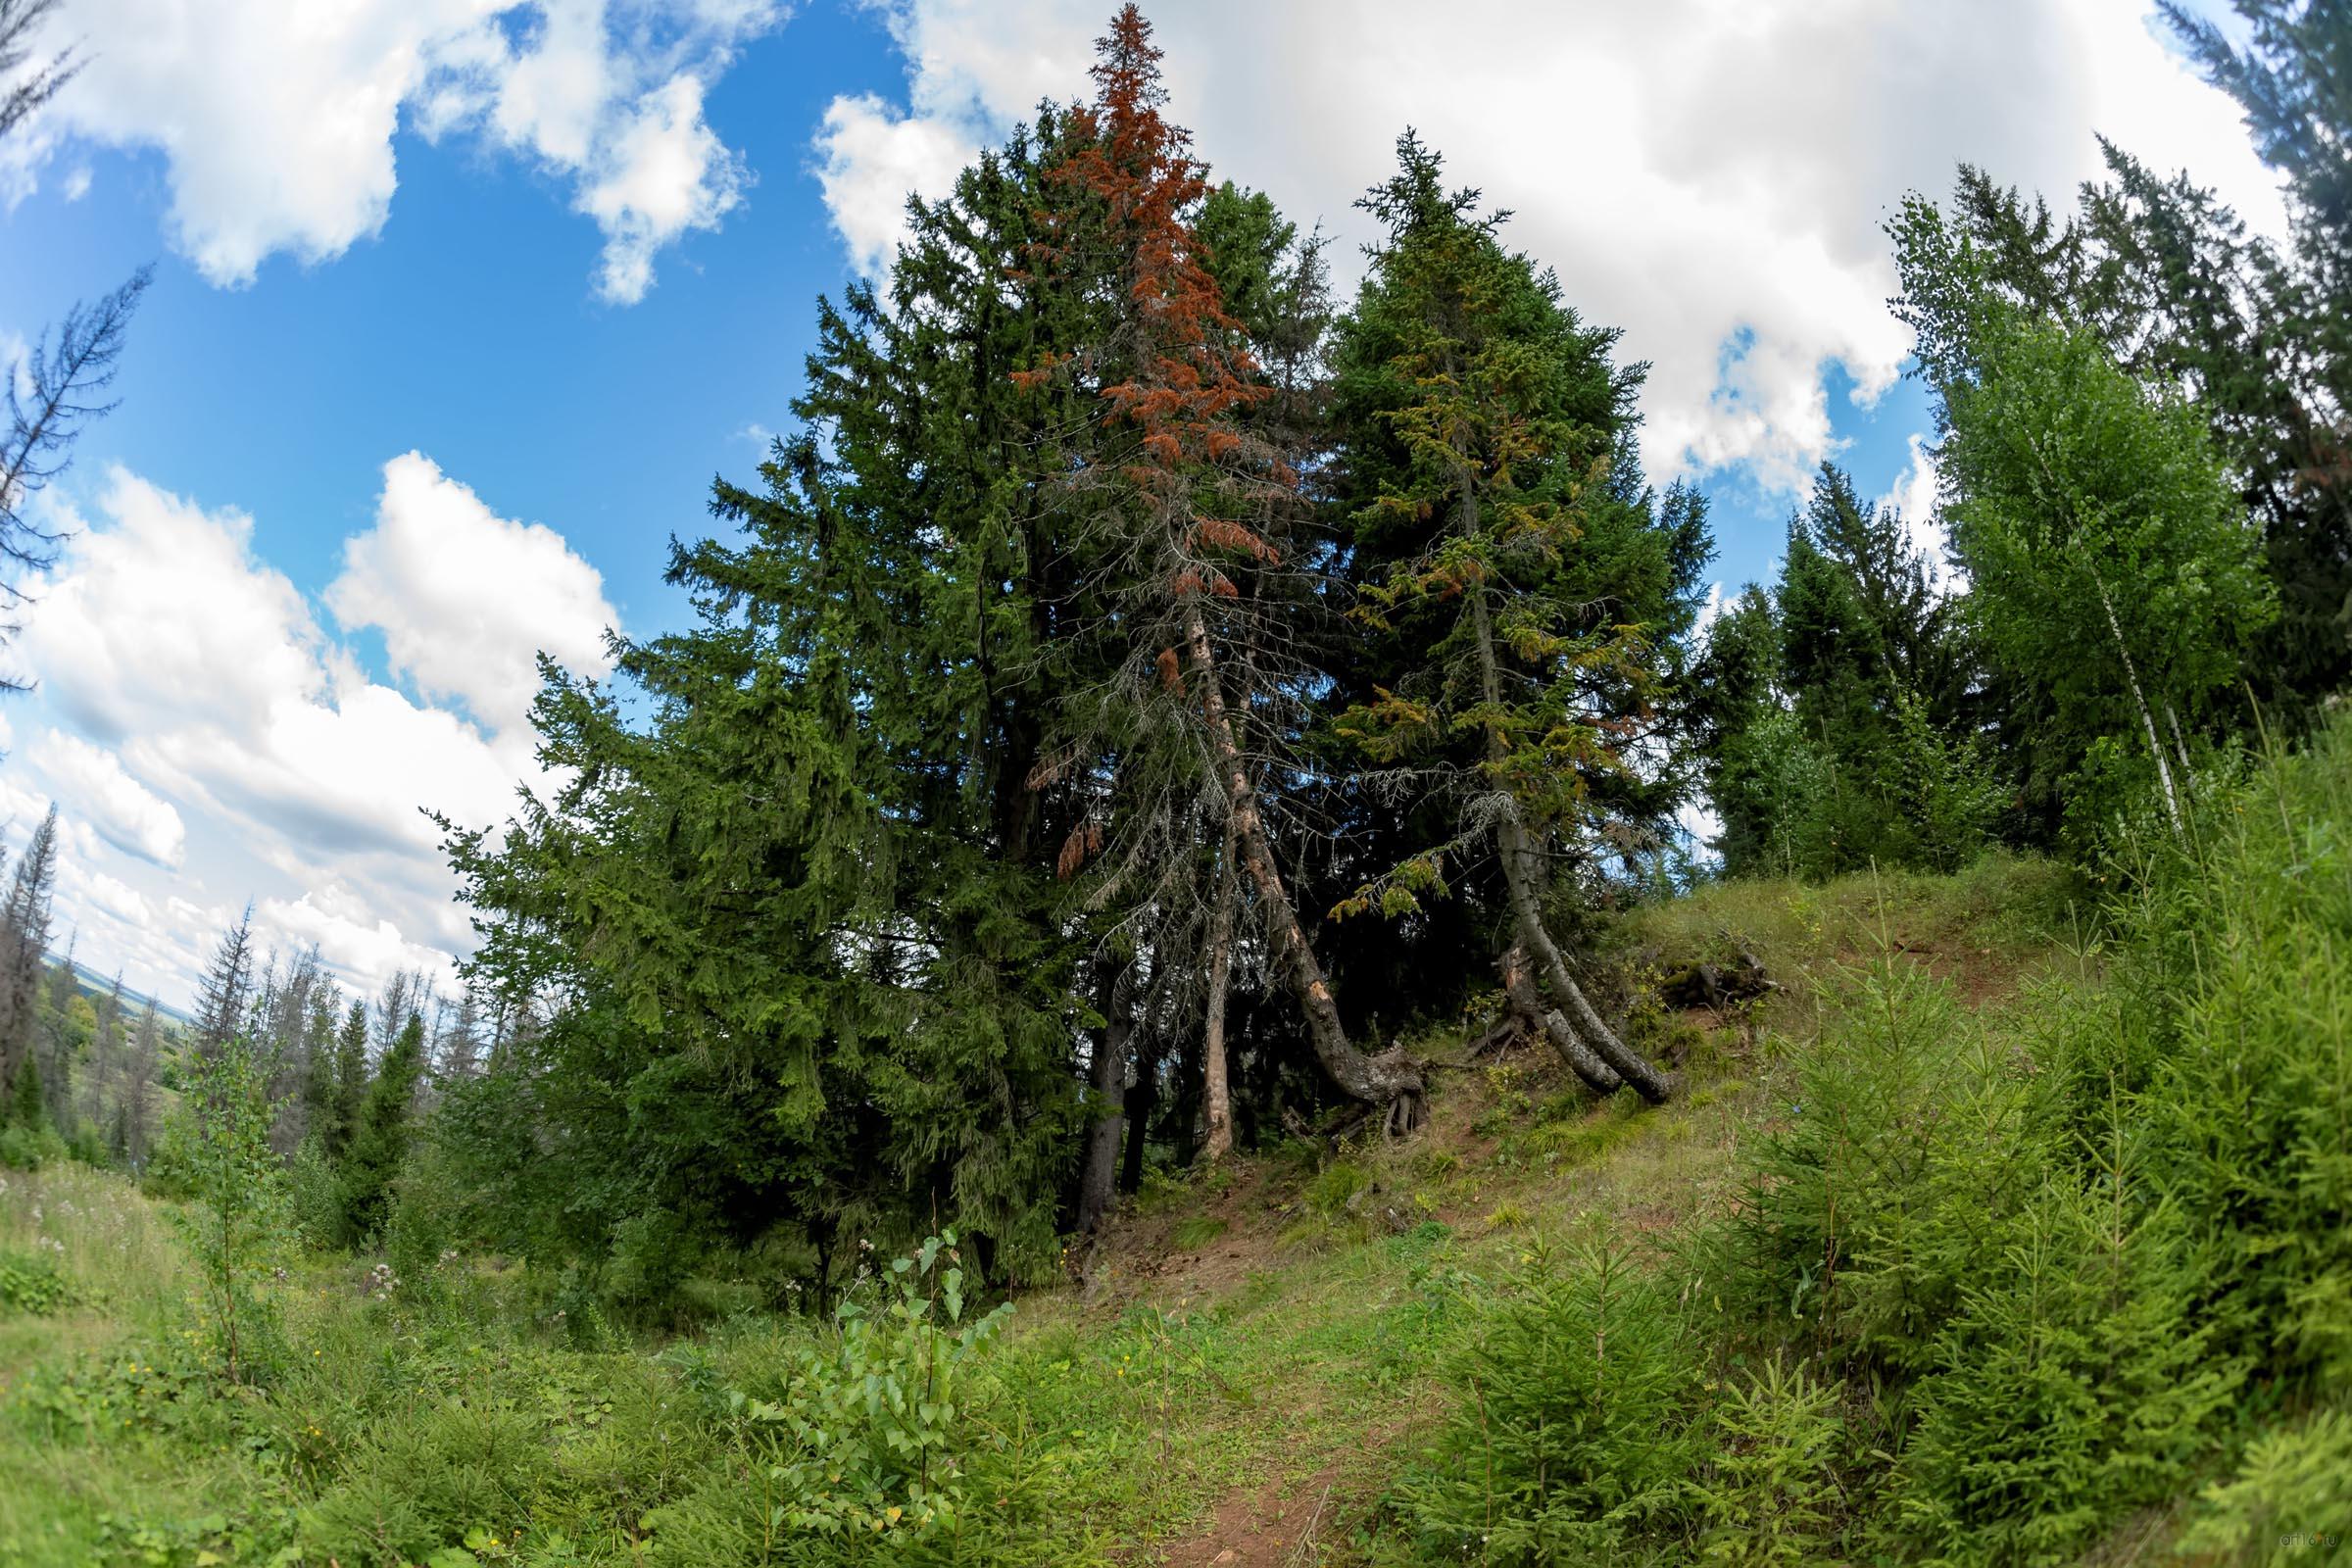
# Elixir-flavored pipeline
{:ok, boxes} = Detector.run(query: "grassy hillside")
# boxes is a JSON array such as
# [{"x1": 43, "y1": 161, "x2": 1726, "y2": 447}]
[{"x1": 4, "y1": 726, "x2": 2349, "y2": 1564}]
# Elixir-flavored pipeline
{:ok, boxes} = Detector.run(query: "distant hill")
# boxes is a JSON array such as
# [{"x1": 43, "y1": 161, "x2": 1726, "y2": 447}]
[{"x1": 63, "y1": 956, "x2": 195, "y2": 1028}]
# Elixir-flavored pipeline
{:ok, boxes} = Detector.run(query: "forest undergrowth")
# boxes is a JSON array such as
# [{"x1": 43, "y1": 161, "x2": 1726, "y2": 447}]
[{"x1": 2, "y1": 720, "x2": 2348, "y2": 1567}]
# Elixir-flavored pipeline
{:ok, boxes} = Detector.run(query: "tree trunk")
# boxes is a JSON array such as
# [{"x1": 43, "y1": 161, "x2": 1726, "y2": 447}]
[
  {"x1": 1076, "y1": 959, "x2": 1133, "y2": 1235},
  {"x1": 1183, "y1": 602, "x2": 1423, "y2": 1124},
  {"x1": 1498, "y1": 945, "x2": 1623, "y2": 1094},
  {"x1": 1468, "y1": 587, "x2": 1673, "y2": 1103},
  {"x1": 1200, "y1": 816, "x2": 1240, "y2": 1161},
  {"x1": 2087, "y1": 558, "x2": 2184, "y2": 837},
  {"x1": 1120, "y1": 1031, "x2": 1160, "y2": 1195},
  {"x1": 2166, "y1": 702, "x2": 2194, "y2": 784}
]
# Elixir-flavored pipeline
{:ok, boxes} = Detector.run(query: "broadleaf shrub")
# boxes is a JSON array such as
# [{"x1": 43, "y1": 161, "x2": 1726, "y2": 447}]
[
  {"x1": 706, "y1": 1231, "x2": 1014, "y2": 1552},
  {"x1": 0, "y1": 1242, "x2": 75, "y2": 1314}
]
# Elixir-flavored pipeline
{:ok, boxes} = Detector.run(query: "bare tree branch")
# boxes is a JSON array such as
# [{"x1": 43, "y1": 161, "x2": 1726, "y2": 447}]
[
  {"x1": 0, "y1": 264, "x2": 151, "y2": 687},
  {"x1": 0, "y1": 0, "x2": 78, "y2": 146}
]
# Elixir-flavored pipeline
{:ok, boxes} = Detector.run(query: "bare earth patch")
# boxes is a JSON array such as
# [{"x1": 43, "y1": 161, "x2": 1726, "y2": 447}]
[{"x1": 1152, "y1": 1461, "x2": 1343, "y2": 1568}]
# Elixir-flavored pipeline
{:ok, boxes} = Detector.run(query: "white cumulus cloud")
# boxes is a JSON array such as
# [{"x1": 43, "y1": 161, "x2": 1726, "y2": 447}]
[
  {"x1": 1876, "y1": 433, "x2": 1949, "y2": 578},
  {"x1": 811, "y1": 0, "x2": 2290, "y2": 498},
  {"x1": 813, "y1": 92, "x2": 980, "y2": 277},
  {"x1": 9, "y1": 461, "x2": 617, "y2": 1004},
  {"x1": 575, "y1": 73, "x2": 749, "y2": 303},
  {"x1": 256, "y1": 889, "x2": 464, "y2": 1002},
  {"x1": 328, "y1": 453, "x2": 618, "y2": 739},
  {"x1": 5, "y1": 0, "x2": 783, "y2": 302},
  {"x1": 28, "y1": 730, "x2": 185, "y2": 868},
  {"x1": 81, "y1": 868, "x2": 153, "y2": 928}
]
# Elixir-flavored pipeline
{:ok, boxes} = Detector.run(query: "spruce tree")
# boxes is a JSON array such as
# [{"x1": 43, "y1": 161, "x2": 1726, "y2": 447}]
[
  {"x1": 0, "y1": 805, "x2": 55, "y2": 1095},
  {"x1": 1702, "y1": 465, "x2": 1990, "y2": 877},
  {"x1": 340, "y1": 1009, "x2": 424, "y2": 1243},
  {"x1": 190, "y1": 906, "x2": 257, "y2": 1059},
  {"x1": 253, "y1": 945, "x2": 323, "y2": 1141},
  {"x1": 436, "y1": 989, "x2": 483, "y2": 1082},
  {"x1": 444, "y1": 74, "x2": 1140, "y2": 1283},
  {"x1": 81, "y1": 969, "x2": 122, "y2": 1131},
  {"x1": 1019, "y1": 6, "x2": 1423, "y2": 1123},
  {"x1": 298, "y1": 987, "x2": 339, "y2": 1150},
  {"x1": 325, "y1": 1000, "x2": 368, "y2": 1162},
  {"x1": 39, "y1": 938, "x2": 77, "y2": 1131},
  {"x1": 2164, "y1": 1, "x2": 2350, "y2": 353},
  {"x1": 120, "y1": 997, "x2": 158, "y2": 1167},
  {"x1": 2152, "y1": 1, "x2": 2349, "y2": 711},
  {"x1": 1327, "y1": 133, "x2": 1695, "y2": 1101},
  {"x1": 8, "y1": 1048, "x2": 41, "y2": 1130}
]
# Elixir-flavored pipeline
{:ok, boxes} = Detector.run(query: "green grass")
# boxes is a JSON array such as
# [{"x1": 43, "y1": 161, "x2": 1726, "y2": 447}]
[
  {"x1": 7, "y1": 774, "x2": 2335, "y2": 1565},
  {"x1": 0, "y1": 1054, "x2": 1775, "y2": 1567},
  {"x1": 1168, "y1": 1215, "x2": 1228, "y2": 1251}
]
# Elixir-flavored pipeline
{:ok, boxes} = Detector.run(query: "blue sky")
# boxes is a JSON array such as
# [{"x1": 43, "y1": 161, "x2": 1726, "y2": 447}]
[
  {"x1": 0, "y1": 0, "x2": 2286, "y2": 1006},
  {"x1": 2, "y1": 5, "x2": 905, "y2": 623}
]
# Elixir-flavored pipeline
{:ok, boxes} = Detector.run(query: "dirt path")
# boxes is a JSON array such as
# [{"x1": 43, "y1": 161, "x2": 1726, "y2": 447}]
[{"x1": 1154, "y1": 1462, "x2": 1343, "y2": 1568}]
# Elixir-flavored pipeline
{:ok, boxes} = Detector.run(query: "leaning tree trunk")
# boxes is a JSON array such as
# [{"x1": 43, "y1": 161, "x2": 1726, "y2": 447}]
[
  {"x1": 1499, "y1": 945, "x2": 1623, "y2": 1094},
  {"x1": 1200, "y1": 815, "x2": 1241, "y2": 1161},
  {"x1": 1467, "y1": 585, "x2": 1674, "y2": 1103},
  {"x1": 1076, "y1": 959, "x2": 1134, "y2": 1235},
  {"x1": 1183, "y1": 602, "x2": 1424, "y2": 1127},
  {"x1": 2086, "y1": 559, "x2": 2184, "y2": 839}
]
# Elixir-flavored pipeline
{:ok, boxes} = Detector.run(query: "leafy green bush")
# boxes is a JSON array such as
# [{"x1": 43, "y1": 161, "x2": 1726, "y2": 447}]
[
  {"x1": 0, "y1": 1242, "x2": 75, "y2": 1313},
  {"x1": 1717, "y1": 958, "x2": 2050, "y2": 1374},
  {"x1": 1891, "y1": 1176, "x2": 2232, "y2": 1564},
  {"x1": 1696, "y1": 1359, "x2": 1846, "y2": 1566},
  {"x1": 171, "y1": 1035, "x2": 297, "y2": 1385},
  {"x1": 1391, "y1": 1241, "x2": 1704, "y2": 1563},
  {"x1": 286, "y1": 1136, "x2": 346, "y2": 1249},
  {"x1": 2177, "y1": 1406, "x2": 2352, "y2": 1565},
  {"x1": 694, "y1": 1231, "x2": 1013, "y2": 1550}
]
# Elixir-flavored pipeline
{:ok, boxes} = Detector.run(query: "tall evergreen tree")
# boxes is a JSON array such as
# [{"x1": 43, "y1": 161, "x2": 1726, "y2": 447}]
[
  {"x1": 1326, "y1": 132, "x2": 1702, "y2": 1102},
  {"x1": 38, "y1": 935, "x2": 77, "y2": 1129},
  {"x1": 446, "y1": 104, "x2": 1119, "y2": 1285},
  {"x1": 441, "y1": 12, "x2": 1427, "y2": 1282},
  {"x1": 7, "y1": 1046, "x2": 40, "y2": 1130},
  {"x1": 2165, "y1": 0, "x2": 2350, "y2": 371},
  {"x1": 436, "y1": 989, "x2": 484, "y2": 1083},
  {"x1": 324, "y1": 1000, "x2": 368, "y2": 1162},
  {"x1": 0, "y1": 804, "x2": 56, "y2": 1097},
  {"x1": 190, "y1": 906, "x2": 257, "y2": 1059},
  {"x1": 2165, "y1": 2, "x2": 2351, "y2": 709},
  {"x1": 1702, "y1": 466, "x2": 1993, "y2": 876},
  {"x1": 81, "y1": 969, "x2": 123, "y2": 1130},
  {"x1": 341, "y1": 1009, "x2": 425, "y2": 1243},
  {"x1": 295, "y1": 986, "x2": 336, "y2": 1137},
  {"x1": 1019, "y1": 6, "x2": 1423, "y2": 1124},
  {"x1": 118, "y1": 997, "x2": 159, "y2": 1167}
]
